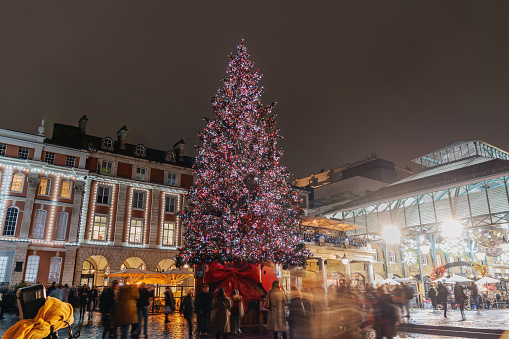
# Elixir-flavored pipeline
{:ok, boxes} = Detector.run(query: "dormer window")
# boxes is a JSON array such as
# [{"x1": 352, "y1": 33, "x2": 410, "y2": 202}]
[
  {"x1": 135, "y1": 144, "x2": 146, "y2": 157},
  {"x1": 101, "y1": 137, "x2": 114, "y2": 151},
  {"x1": 165, "y1": 150, "x2": 176, "y2": 162}
]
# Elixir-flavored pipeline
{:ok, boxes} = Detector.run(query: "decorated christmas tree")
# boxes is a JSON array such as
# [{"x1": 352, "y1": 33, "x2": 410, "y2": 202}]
[{"x1": 178, "y1": 41, "x2": 308, "y2": 268}]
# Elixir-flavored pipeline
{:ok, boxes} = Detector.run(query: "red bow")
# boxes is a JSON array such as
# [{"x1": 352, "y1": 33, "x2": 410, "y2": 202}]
[{"x1": 204, "y1": 262, "x2": 262, "y2": 311}]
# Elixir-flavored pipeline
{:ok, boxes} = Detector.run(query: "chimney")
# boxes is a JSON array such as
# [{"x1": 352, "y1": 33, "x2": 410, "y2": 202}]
[
  {"x1": 117, "y1": 125, "x2": 128, "y2": 150},
  {"x1": 173, "y1": 139, "x2": 185, "y2": 162},
  {"x1": 78, "y1": 115, "x2": 88, "y2": 134}
]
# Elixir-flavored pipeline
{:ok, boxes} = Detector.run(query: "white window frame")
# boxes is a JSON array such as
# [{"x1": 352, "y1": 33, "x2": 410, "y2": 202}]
[
  {"x1": 135, "y1": 144, "x2": 146, "y2": 157},
  {"x1": 373, "y1": 250, "x2": 378, "y2": 262},
  {"x1": 135, "y1": 167, "x2": 147, "y2": 181},
  {"x1": 436, "y1": 254, "x2": 442, "y2": 266},
  {"x1": 422, "y1": 253, "x2": 428, "y2": 265},
  {"x1": 100, "y1": 161, "x2": 114, "y2": 175},
  {"x1": 65, "y1": 156, "x2": 76, "y2": 167},
  {"x1": 44, "y1": 152, "x2": 55, "y2": 164},
  {"x1": 132, "y1": 191, "x2": 145, "y2": 209},
  {"x1": 96, "y1": 186, "x2": 111, "y2": 205},
  {"x1": 54, "y1": 212, "x2": 68, "y2": 241},
  {"x1": 39, "y1": 177, "x2": 51, "y2": 196},
  {"x1": 18, "y1": 147, "x2": 29, "y2": 160},
  {"x1": 60, "y1": 181, "x2": 72, "y2": 199},
  {"x1": 0, "y1": 144, "x2": 6, "y2": 156},
  {"x1": 129, "y1": 218, "x2": 144, "y2": 244},
  {"x1": 102, "y1": 137, "x2": 114, "y2": 150},
  {"x1": 10, "y1": 173, "x2": 24, "y2": 192},
  {"x1": 48, "y1": 257, "x2": 62, "y2": 284},
  {"x1": 167, "y1": 173, "x2": 177, "y2": 186},
  {"x1": 25, "y1": 255, "x2": 40, "y2": 283},
  {"x1": 162, "y1": 222, "x2": 176, "y2": 246},
  {"x1": 3, "y1": 206, "x2": 19, "y2": 236},
  {"x1": 165, "y1": 196, "x2": 176, "y2": 213},
  {"x1": 32, "y1": 209, "x2": 47, "y2": 239},
  {"x1": 0, "y1": 256, "x2": 8, "y2": 282},
  {"x1": 91, "y1": 214, "x2": 109, "y2": 241},
  {"x1": 389, "y1": 250, "x2": 396, "y2": 263}
]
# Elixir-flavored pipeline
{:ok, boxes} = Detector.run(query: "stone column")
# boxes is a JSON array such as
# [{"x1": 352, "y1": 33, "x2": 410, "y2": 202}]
[
  {"x1": 10, "y1": 243, "x2": 29, "y2": 284},
  {"x1": 367, "y1": 261, "x2": 375, "y2": 285},
  {"x1": 114, "y1": 184, "x2": 128, "y2": 246},
  {"x1": 18, "y1": 173, "x2": 40, "y2": 239},
  {"x1": 61, "y1": 246, "x2": 78, "y2": 286},
  {"x1": 67, "y1": 180, "x2": 85, "y2": 244},
  {"x1": 318, "y1": 258, "x2": 327, "y2": 290}
]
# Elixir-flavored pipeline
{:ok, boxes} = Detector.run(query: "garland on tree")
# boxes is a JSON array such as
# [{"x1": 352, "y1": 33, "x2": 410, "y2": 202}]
[
  {"x1": 473, "y1": 262, "x2": 490, "y2": 277},
  {"x1": 431, "y1": 264, "x2": 447, "y2": 281},
  {"x1": 177, "y1": 41, "x2": 309, "y2": 268}
]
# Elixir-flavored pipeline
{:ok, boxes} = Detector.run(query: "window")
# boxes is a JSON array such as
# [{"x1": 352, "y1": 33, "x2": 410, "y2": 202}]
[
  {"x1": 96, "y1": 186, "x2": 111, "y2": 205},
  {"x1": 389, "y1": 250, "x2": 396, "y2": 263},
  {"x1": 18, "y1": 147, "x2": 29, "y2": 160},
  {"x1": 10, "y1": 173, "x2": 24, "y2": 192},
  {"x1": 162, "y1": 222, "x2": 176, "y2": 246},
  {"x1": 54, "y1": 212, "x2": 68, "y2": 240},
  {"x1": 136, "y1": 167, "x2": 146, "y2": 180},
  {"x1": 436, "y1": 255, "x2": 442, "y2": 266},
  {"x1": 25, "y1": 255, "x2": 40, "y2": 283},
  {"x1": 165, "y1": 150, "x2": 176, "y2": 162},
  {"x1": 135, "y1": 144, "x2": 146, "y2": 157},
  {"x1": 0, "y1": 256, "x2": 8, "y2": 282},
  {"x1": 32, "y1": 209, "x2": 47, "y2": 239},
  {"x1": 39, "y1": 178, "x2": 51, "y2": 196},
  {"x1": 44, "y1": 152, "x2": 55, "y2": 164},
  {"x1": 167, "y1": 173, "x2": 177, "y2": 186},
  {"x1": 101, "y1": 137, "x2": 113, "y2": 150},
  {"x1": 48, "y1": 257, "x2": 62, "y2": 284},
  {"x1": 132, "y1": 191, "x2": 145, "y2": 209},
  {"x1": 3, "y1": 207, "x2": 19, "y2": 236},
  {"x1": 65, "y1": 156, "x2": 76, "y2": 167},
  {"x1": 100, "y1": 161, "x2": 113, "y2": 175},
  {"x1": 422, "y1": 254, "x2": 428, "y2": 265},
  {"x1": 165, "y1": 196, "x2": 176, "y2": 213},
  {"x1": 60, "y1": 181, "x2": 72, "y2": 199},
  {"x1": 129, "y1": 218, "x2": 144, "y2": 243},
  {"x1": 373, "y1": 250, "x2": 378, "y2": 262},
  {"x1": 0, "y1": 144, "x2": 6, "y2": 156},
  {"x1": 91, "y1": 215, "x2": 109, "y2": 241}
]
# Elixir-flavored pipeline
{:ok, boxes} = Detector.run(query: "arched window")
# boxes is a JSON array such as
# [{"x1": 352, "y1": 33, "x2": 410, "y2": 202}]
[
  {"x1": 10, "y1": 173, "x2": 24, "y2": 192},
  {"x1": 135, "y1": 144, "x2": 146, "y2": 157},
  {"x1": 165, "y1": 150, "x2": 176, "y2": 162},
  {"x1": 101, "y1": 137, "x2": 114, "y2": 151},
  {"x1": 32, "y1": 209, "x2": 47, "y2": 239},
  {"x1": 3, "y1": 206, "x2": 19, "y2": 236},
  {"x1": 25, "y1": 255, "x2": 40, "y2": 283},
  {"x1": 54, "y1": 212, "x2": 68, "y2": 240}
]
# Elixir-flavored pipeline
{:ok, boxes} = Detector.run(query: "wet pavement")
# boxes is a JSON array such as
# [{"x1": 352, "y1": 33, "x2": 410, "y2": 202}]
[{"x1": 0, "y1": 308, "x2": 508, "y2": 338}]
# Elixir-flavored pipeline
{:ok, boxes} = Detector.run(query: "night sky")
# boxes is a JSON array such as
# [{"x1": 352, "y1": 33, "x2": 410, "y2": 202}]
[{"x1": 1, "y1": 1, "x2": 508, "y2": 177}]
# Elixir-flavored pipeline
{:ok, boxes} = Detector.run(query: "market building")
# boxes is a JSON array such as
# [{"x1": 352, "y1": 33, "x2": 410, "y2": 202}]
[
  {"x1": 0, "y1": 122, "x2": 88, "y2": 286},
  {"x1": 47, "y1": 116, "x2": 194, "y2": 288}
]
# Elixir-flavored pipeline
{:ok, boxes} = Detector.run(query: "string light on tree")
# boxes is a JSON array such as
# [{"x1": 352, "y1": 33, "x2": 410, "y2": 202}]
[{"x1": 177, "y1": 41, "x2": 309, "y2": 268}]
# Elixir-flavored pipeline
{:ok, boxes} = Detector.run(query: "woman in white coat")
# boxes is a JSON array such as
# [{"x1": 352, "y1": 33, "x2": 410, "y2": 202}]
[{"x1": 266, "y1": 280, "x2": 288, "y2": 339}]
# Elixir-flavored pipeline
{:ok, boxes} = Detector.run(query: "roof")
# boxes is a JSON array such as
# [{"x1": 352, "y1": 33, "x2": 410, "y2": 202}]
[{"x1": 47, "y1": 123, "x2": 194, "y2": 168}]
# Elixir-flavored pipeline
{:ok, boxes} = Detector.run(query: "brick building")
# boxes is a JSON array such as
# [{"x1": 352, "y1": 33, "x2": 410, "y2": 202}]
[{"x1": 47, "y1": 116, "x2": 194, "y2": 288}]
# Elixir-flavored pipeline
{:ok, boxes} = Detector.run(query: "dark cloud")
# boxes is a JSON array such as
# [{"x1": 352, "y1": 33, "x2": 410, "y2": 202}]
[{"x1": 1, "y1": 1, "x2": 508, "y2": 176}]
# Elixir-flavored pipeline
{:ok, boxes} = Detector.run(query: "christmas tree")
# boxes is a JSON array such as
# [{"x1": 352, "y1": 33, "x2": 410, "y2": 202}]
[{"x1": 178, "y1": 41, "x2": 308, "y2": 268}]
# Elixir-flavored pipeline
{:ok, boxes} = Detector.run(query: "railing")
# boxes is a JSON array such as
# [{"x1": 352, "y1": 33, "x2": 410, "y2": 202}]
[{"x1": 302, "y1": 233, "x2": 367, "y2": 248}]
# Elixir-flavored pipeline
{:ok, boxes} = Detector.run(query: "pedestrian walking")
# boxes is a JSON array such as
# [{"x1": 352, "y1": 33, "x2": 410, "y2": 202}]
[
  {"x1": 467, "y1": 282, "x2": 480, "y2": 312},
  {"x1": 454, "y1": 282, "x2": 467, "y2": 320},
  {"x1": 195, "y1": 284, "x2": 214, "y2": 335},
  {"x1": 403, "y1": 283, "x2": 414, "y2": 318},
  {"x1": 164, "y1": 285, "x2": 176, "y2": 323},
  {"x1": 266, "y1": 280, "x2": 288, "y2": 339},
  {"x1": 374, "y1": 293, "x2": 399, "y2": 339},
  {"x1": 427, "y1": 286, "x2": 437, "y2": 310},
  {"x1": 391, "y1": 284, "x2": 405, "y2": 318},
  {"x1": 49, "y1": 284, "x2": 64, "y2": 301},
  {"x1": 180, "y1": 289, "x2": 194, "y2": 338},
  {"x1": 288, "y1": 286, "x2": 306, "y2": 339},
  {"x1": 436, "y1": 282, "x2": 449, "y2": 318},
  {"x1": 137, "y1": 282, "x2": 152, "y2": 338},
  {"x1": 211, "y1": 288, "x2": 231, "y2": 339},
  {"x1": 259, "y1": 295, "x2": 269, "y2": 326},
  {"x1": 62, "y1": 284, "x2": 70, "y2": 303},
  {"x1": 100, "y1": 280, "x2": 119, "y2": 339},
  {"x1": 114, "y1": 280, "x2": 140, "y2": 339},
  {"x1": 230, "y1": 289, "x2": 244, "y2": 335},
  {"x1": 78, "y1": 284, "x2": 89, "y2": 322}
]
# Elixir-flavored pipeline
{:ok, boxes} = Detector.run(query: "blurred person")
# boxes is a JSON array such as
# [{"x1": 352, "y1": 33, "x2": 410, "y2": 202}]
[
  {"x1": 427, "y1": 285, "x2": 437, "y2": 310},
  {"x1": 260, "y1": 295, "x2": 269, "y2": 326},
  {"x1": 48, "y1": 283, "x2": 64, "y2": 301},
  {"x1": 137, "y1": 282, "x2": 152, "y2": 338},
  {"x1": 374, "y1": 293, "x2": 399, "y2": 339},
  {"x1": 391, "y1": 284, "x2": 405, "y2": 318},
  {"x1": 403, "y1": 283, "x2": 414, "y2": 318},
  {"x1": 100, "y1": 279, "x2": 119, "y2": 339},
  {"x1": 230, "y1": 289, "x2": 244, "y2": 335},
  {"x1": 114, "y1": 278, "x2": 140, "y2": 339},
  {"x1": 78, "y1": 284, "x2": 89, "y2": 322},
  {"x1": 288, "y1": 286, "x2": 306, "y2": 339},
  {"x1": 62, "y1": 284, "x2": 70, "y2": 303},
  {"x1": 164, "y1": 285, "x2": 176, "y2": 323},
  {"x1": 436, "y1": 282, "x2": 449, "y2": 318},
  {"x1": 180, "y1": 289, "x2": 194, "y2": 338},
  {"x1": 467, "y1": 282, "x2": 479, "y2": 312},
  {"x1": 266, "y1": 280, "x2": 288, "y2": 339},
  {"x1": 454, "y1": 282, "x2": 466, "y2": 320},
  {"x1": 195, "y1": 284, "x2": 214, "y2": 335},
  {"x1": 47, "y1": 282, "x2": 57, "y2": 295},
  {"x1": 212, "y1": 288, "x2": 231, "y2": 339}
]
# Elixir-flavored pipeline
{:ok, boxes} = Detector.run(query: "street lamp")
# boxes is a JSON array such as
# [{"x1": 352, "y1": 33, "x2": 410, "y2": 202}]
[
  {"x1": 341, "y1": 253, "x2": 349, "y2": 265},
  {"x1": 383, "y1": 225, "x2": 401, "y2": 244}
]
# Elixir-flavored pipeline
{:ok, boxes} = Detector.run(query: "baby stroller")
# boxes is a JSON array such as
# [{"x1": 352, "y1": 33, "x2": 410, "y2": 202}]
[{"x1": 17, "y1": 284, "x2": 80, "y2": 339}]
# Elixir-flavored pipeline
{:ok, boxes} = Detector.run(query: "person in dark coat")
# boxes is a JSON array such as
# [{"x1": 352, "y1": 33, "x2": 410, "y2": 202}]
[
  {"x1": 427, "y1": 286, "x2": 437, "y2": 310},
  {"x1": 195, "y1": 284, "x2": 214, "y2": 335},
  {"x1": 374, "y1": 293, "x2": 398, "y2": 339},
  {"x1": 100, "y1": 280, "x2": 119, "y2": 339},
  {"x1": 436, "y1": 282, "x2": 449, "y2": 318},
  {"x1": 180, "y1": 289, "x2": 194, "y2": 338},
  {"x1": 288, "y1": 286, "x2": 307, "y2": 339},
  {"x1": 137, "y1": 282, "x2": 152, "y2": 338},
  {"x1": 78, "y1": 284, "x2": 90, "y2": 322},
  {"x1": 454, "y1": 282, "x2": 467, "y2": 320},
  {"x1": 467, "y1": 282, "x2": 479, "y2": 312},
  {"x1": 164, "y1": 285, "x2": 176, "y2": 323}
]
